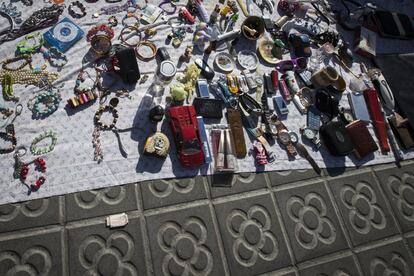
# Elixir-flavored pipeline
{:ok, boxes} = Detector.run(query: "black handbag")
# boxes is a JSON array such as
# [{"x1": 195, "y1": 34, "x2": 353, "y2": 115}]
[{"x1": 319, "y1": 120, "x2": 355, "y2": 156}]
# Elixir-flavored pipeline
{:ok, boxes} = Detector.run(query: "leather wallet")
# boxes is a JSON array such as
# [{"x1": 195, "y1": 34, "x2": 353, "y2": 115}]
[
  {"x1": 114, "y1": 48, "x2": 140, "y2": 84},
  {"x1": 192, "y1": 97, "x2": 223, "y2": 119},
  {"x1": 388, "y1": 112, "x2": 414, "y2": 150},
  {"x1": 226, "y1": 108, "x2": 247, "y2": 158},
  {"x1": 346, "y1": 120, "x2": 378, "y2": 159},
  {"x1": 319, "y1": 121, "x2": 355, "y2": 156}
]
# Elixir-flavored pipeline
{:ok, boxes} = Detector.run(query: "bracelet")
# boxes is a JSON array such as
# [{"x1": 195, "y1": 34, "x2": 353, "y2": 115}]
[
  {"x1": 94, "y1": 103, "x2": 119, "y2": 130},
  {"x1": 119, "y1": 25, "x2": 141, "y2": 47},
  {"x1": 30, "y1": 130, "x2": 58, "y2": 155},
  {"x1": 121, "y1": 13, "x2": 140, "y2": 27},
  {"x1": 30, "y1": 52, "x2": 47, "y2": 72},
  {"x1": 28, "y1": 90, "x2": 61, "y2": 118},
  {"x1": 87, "y1": 24, "x2": 114, "y2": 42},
  {"x1": 68, "y1": 1, "x2": 87, "y2": 19},
  {"x1": 2, "y1": 55, "x2": 32, "y2": 71},
  {"x1": 108, "y1": 16, "x2": 118, "y2": 27},
  {"x1": 135, "y1": 40, "x2": 157, "y2": 61},
  {"x1": 41, "y1": 47, "x2": 68, "y2": 68},
  {"x1": 0, "y1": 124, "x2": 17, "y2": 154},
  {"x1": 91, "y1": 34, "x2": 112, "y2": 56},
  {"x1": 159, "y1": 1, "x2": 177, "y2": 15},
  {"x1": 16, "y1": 32, "x2": 44, "y2": 55}
]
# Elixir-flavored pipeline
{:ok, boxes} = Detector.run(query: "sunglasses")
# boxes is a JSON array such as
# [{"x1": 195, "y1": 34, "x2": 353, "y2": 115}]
[{"x1": 276, "y1": 57, "x2": 308, "y2": 73}]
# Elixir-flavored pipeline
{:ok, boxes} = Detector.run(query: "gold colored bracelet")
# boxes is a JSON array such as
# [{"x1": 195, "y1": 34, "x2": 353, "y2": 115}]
[{"x1": 135, "y1": 40, "x2": 157, "y2": 61}]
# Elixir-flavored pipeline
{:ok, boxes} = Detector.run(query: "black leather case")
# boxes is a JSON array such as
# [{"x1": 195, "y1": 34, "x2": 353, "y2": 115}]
[
  {"x1": 320, "y1": 121, "x2": 355, "y2": 156},
  {"x1": 115, "y1": 48, "x2": 140, "y2": 84}
]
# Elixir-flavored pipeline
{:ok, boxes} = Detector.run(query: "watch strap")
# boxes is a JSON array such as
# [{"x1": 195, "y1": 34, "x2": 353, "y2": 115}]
[
  {"x1": 227, "y1": 108, "x2": 247, "y2": 158},
  {"x1": 238, "y1": 93, "x2": 263, "y2": 115},
  {"x1": 286, "y1": 143, "x2": 297, "y2": 156}
]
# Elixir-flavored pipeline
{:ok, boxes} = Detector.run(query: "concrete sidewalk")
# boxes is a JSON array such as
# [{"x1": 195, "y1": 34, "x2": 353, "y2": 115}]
[{"x1": 0, "y1": 161, "x2": 414, "y2": 275}]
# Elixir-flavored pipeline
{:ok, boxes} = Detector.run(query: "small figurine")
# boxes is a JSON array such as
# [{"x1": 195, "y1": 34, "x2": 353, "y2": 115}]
[
  {"x1": 180, "y1": 45, "x2": 193, "y2": 62},
  {"x1": 252, "y1": 141, "x2": 268, "y2": 165}
]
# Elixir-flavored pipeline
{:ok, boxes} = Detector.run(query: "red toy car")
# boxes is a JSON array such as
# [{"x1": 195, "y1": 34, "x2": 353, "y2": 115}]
[{"x1": 169, "y1": 105, "x2": 205, "y2": 168}]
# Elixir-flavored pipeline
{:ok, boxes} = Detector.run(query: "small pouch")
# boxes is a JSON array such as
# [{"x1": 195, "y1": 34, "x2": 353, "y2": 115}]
[
  {"x1": 192, "y1": 97, "x2": 223, "y2": 119},
  {"x1": 319, "y1": 120, "x2": 355, "y2": 156},
  {"x1": 114, "y1": 48, "x2": 140, "y2": 84},
  {"x1": 388, "y1": 112, "x2": 414, "y2": 150},
  {"x1": 346, "y1": 120, "x2": 378, "y2": 159}
]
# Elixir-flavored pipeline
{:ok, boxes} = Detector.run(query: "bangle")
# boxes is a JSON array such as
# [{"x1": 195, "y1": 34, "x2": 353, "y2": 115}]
[
  {"x1": 87, "y1": 24, "x2": 114, "y2": 42},
  {"x1": 91, "y1": 34, "x2": 112, "y2": 56},
  {"x1": 135, "y1": 40, "x2": 157, "y2": 61},
  {"x1": 119, "y1": 25, "x2": 141, "y2": 47},
  {"x1": 68, "y1": 1, "x2": 87, "y2": 19},
  {"x1": 16, "y1": 32, "x2": 44, "y2": 55},
  {"x1": 30, "y1": 130, "x2": 58, "y2": 155},
  {"x1": 121, "y1": 13, "x2": 140, "y2": 27},
  {"x1": 159, "y1": 1, "x2": 177, "y2": 15}
]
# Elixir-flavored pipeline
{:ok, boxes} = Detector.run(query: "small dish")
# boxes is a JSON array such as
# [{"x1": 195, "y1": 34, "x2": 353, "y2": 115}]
[
  {"x1": 214, "y1": 52, "x2": 235, "y2": 73},
  {"x1": 237, "y1": 50, "x2": 259, "y2": 71},
  {"x1": 257, "y1": 39, "x2": 281, "y2": 65}
]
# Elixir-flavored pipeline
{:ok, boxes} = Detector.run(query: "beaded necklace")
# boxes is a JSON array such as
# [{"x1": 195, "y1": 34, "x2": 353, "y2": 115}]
[{"x1": 0, "y1": 56, "x2": 58, "y2": 86}]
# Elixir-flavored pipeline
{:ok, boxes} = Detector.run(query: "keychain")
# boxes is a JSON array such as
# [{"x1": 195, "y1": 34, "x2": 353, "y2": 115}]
[{"x1": 13, "y1": 146, "x2": 47, "y2": 192}]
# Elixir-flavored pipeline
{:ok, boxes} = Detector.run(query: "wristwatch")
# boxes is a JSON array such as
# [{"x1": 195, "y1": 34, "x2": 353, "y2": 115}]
[
  {"x1": 272, "y1": 116, "x2": 297, "y2": 156},
  {"x1": 300, "y1": 127, "x2": 322, "y2": 148}
]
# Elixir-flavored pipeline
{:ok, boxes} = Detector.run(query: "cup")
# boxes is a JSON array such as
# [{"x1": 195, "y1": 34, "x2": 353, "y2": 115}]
[{"x1": 310, "y1": 66, "x2": 339, "y2": 88}]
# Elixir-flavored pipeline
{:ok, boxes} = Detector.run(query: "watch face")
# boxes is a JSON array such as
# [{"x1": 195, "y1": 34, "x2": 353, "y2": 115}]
[
  {"x1": 303, "y1": 128, "x2": 315, "y2": 139},
  {"x1": 279, "y1": 131, "x2": 291, "y2": 144},
  {"x1": 289, "y1": 131, "x2": 299, "y2": 144}
]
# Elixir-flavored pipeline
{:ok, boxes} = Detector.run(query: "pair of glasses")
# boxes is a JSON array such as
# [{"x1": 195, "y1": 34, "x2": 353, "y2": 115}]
[{"x1": 276, "y1": 57, "x2": 308, "y2": 73}]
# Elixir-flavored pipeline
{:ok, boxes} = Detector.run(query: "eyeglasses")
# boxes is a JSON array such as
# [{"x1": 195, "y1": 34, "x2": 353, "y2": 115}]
[{"x1": 276, "y1": 57, "x2": 308, "y2": 73}]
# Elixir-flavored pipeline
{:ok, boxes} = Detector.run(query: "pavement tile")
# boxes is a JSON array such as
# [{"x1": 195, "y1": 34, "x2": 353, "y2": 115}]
[
  {"x1": 327, "y1": 171, "x2": 399, "y2": 246},
  {"x1": 209, "y1": 172, "x2": 267, "y2": 198},
  {"x1": 261, "y1": 270, "x2": 297, "y2": 276},
  {"x1": 356, "y1": 240, "x2": 414, "y2": 276},
  {"x1": 65, "y1": 184, "x2": 137, "y2": 221},
  {"x1": 406, "y1": 233, "x2": 414, "y2": 256},
  {"x1": 268, "y1": 169, "x2": 320, "y2": 186},
  {"x1": 374, "y1": 163, "x2": 414, "y2": 232},
  {"x1": 274, "y1": 181, "x2": 348, "y2": 262},
  {"x1": 67, "y1": 217, "x2": 146, "y2": 276},
  {"x1": 298, "y1": 255, "x2": 360, "y2": 276},
  {"x1": 140, "y1": 176, "x2": 206, "y2": 210},
  {"x1": 145, "y1": 205, "x2": 225, "y2": 276},
  {"x1": 0, "y1": 229, "x2": 63, "y2": 276},
  {"x1": 0, "y1": 197, "x2": 60, "y2": 233},
  {"x1": 214, "y1": 194, "x2": 292, "y2": 275}
]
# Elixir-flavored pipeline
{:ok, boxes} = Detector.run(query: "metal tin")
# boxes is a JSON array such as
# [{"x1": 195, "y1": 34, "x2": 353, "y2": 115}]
[{"x1": 156, "y1": 60, "x2": 176, "y2": 84}]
